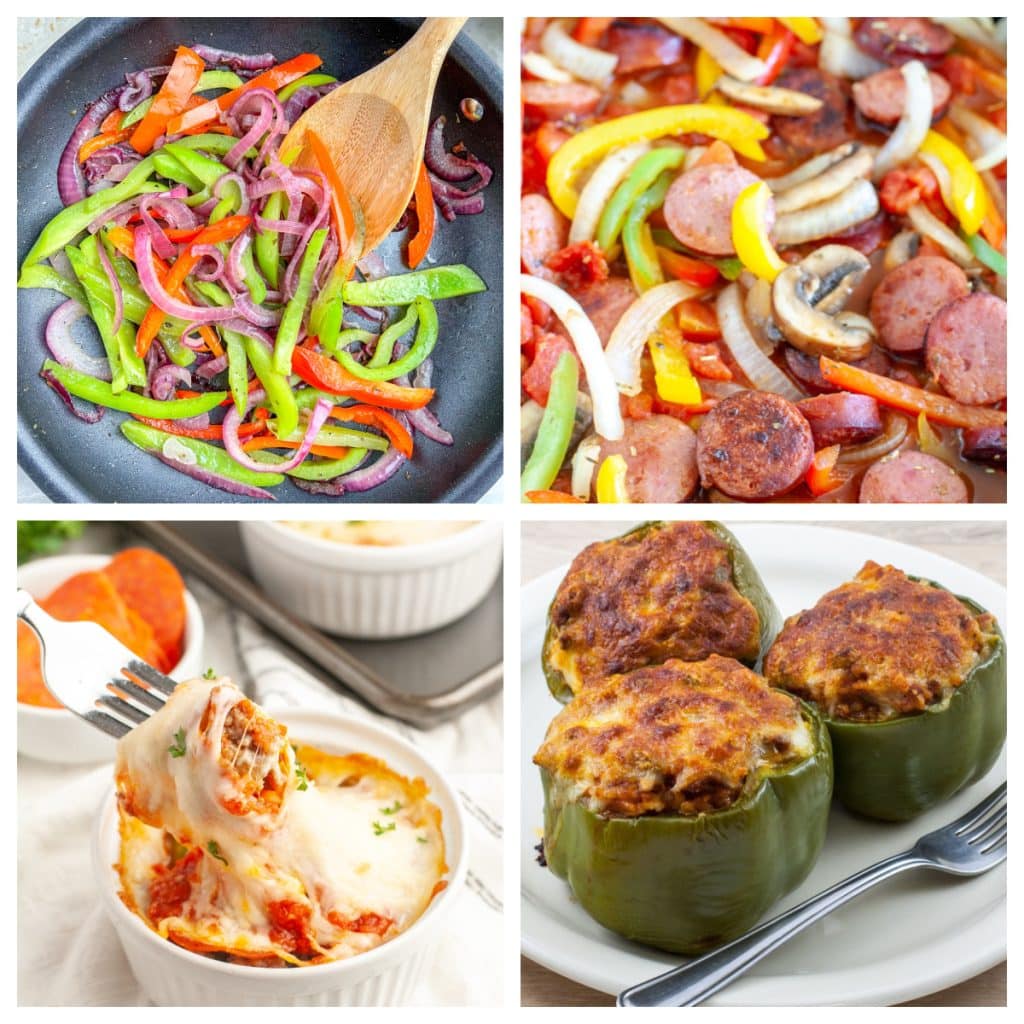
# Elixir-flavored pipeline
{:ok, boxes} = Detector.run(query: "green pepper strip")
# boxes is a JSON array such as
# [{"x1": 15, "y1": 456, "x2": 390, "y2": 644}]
[
  {"x1": 333, "y1": 297, "x2": 438, "y2": 381},
  {"x1": 17, "y1": 263, "x2": 86, "y2": 304},
  {"x1": 20, "y1": 155, "x2": 160, "y2": 271},
  {"x1": 368, "y1": 304, "x2": 420, "y2": 368},
  {"x1": 597, "y1": 146, "x2": 686, "y2": 255},
  {"x1": 255, "y1": 191, "x2": 284, "y2": 288},
  {"x1": 520, "y1": 351, "x2": 578, "y2": 498},
  {"x1": 242, "y1": 335, "x2": 298, "y2": 440},
  {"x1": 240, "y1": 241, "x2": 268, "y2": 305},
  {"x1": 277, "y1": 73, "x2": 338, "y2": 102},
  {"x1": 965, "y1": 232, "x2": 1007, "y2": 278},
  {"x1": 162, "y1": 142, "x2": 232, "y2": 190},
  {"x1": 122, "y1": 70, "x2": 244, "y2": 127},
  {"x1": 65, "y1": 243, "x2": 123, "y2": 390},
  {"x1": 42, "y1": 360, "x2": 225, "y2": 418},
  {"x1": 622, "y1": 171, "x2": 674, "y2": 292},
  {"x1": 317, "y1": 301, "x2": 346, "y2": 354},
  {"x1": 342, "y1": 264, "x2": 486, "y2": 306},
  {"x1": 270, "y1": 422, "x2": 389, "y2": 452},
  {"x1": 326, "y1": 328, "x2": 375, "y2": 359},
  {"x1": 120, "y1": 420, "x2": 285, "y2": 490},
  {"x1": 224, "y1": 332, "x2": 249, "y2": 416},
  {"x1": 250, "y1": 447, "x2": 368, "y2": 480},
  {"x1": 273, "y1": 227, "x2": 328, "y2": 374},
  {"x1": 151, "y1": 150, "x2": 204, "y2": 192}
]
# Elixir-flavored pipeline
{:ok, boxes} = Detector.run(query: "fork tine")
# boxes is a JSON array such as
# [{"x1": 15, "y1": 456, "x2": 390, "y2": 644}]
[
  {"x1": 109, "y1": 676, "x2": 166, "y2": 712},
  {"x1": 84, "y1": 709, "x2": 131, "y2": 739},
  {"x1": 961, "y1": 797, "x2": 1007, "y2": 843},
  {"x1": 978, "y1": 822, "x2": 1007, "y2": 853},
  {"x1": 952, "y1": 782, "x2": 1006, "y2": 836},
  {"x1": 125, "y1": 659, "x2": 177, "y2": 695},
  {"x1": 97, "y1": 695, "x2": 148, "y2": 725}
]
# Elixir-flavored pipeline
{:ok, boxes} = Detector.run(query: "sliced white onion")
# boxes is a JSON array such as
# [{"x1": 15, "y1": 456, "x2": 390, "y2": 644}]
[
  {"x1": 949, "y1": 103, "x2": 1008, "y2": 172},
  {"x1": 774, "y1": 145, "x2": 874, "y2": 215},
  {"x1": 571, "y1": 435, "x2": 602, "y2": 499},
  {"x1": 521, "y1": 51, "x2": 573, "y2": 83},
  {"x1": 906, "y1": 203, "x2": 978, "y2": 269},
  {"x1": 716, "y1": 283, "x2": 804, "y2": 401},
  {"x1": 765, "y1": 142, "x2": 858, "y2": 193},
  {"x1": 619, "y1": 80, "x2": 653, "y2": 106},
  {"x1": 931, "y1": 18, "x2": 1006, "y2": 58},
  {"x1": 916, "y1": 151, "x2": 954, "y2": 211},
  {"x1": 605, "y1": 280, "x2": 702, "y2": 395},
  {"x1": 683, "y1": 146, "x2": 707, "y2": 171},
  {"x1": 540, "y1": 20, "x2": 618, "y2": 83},
  {"x1": 569, "y1": 141, "x2": 650, "y2": 244},
  {"x1": 818, "y1": 17, "x2": 852, "y2": 37},
  {"x1": 873, "y1": 60, "x2": 932, "y2": 181},
  {"x1": 656, "y1": 18, "x2": 767, "y2": 81},
  {"x1": 773, "y1": 178, "x2": 879, "y2": 247},
  {"x1": 520, "y1": 274, "x2": 624, "y2": 441},
  {"x1": 883, "y1": 230, "x2": 920, "y2": 272},
  {"x1": 819, "y1": 30, "x2": 886, "y2": 79}
]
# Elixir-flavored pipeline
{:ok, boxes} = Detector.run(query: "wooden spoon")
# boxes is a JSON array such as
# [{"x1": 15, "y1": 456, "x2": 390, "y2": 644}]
[{"x1": 282, "y1": 17, "x2": 467, "y2": 255}]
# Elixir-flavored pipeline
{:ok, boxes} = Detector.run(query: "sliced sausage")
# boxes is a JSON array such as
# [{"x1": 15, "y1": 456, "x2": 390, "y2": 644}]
[
  {"x1": 521, "y1": 193, "x2": 569, "y2": 281},
  {"x1": 859, "y1": 450, "x2": 968, "y2": 503},
  {"x1": 664, "y1": 164, "x2": 769, "y2": 257},
  {"x1": 925, "y1": 292, "x2": 1007, "y2": 405},
  {"x1": 961, "y1": 425, "x2": 1007, "y2": 467},
  {"x1": 595, "y1": 415, "x2": 699, "y2": 503},
  {"x1": 869, "y1": 256, "x2": 970, "y2": 354},
  {"x1": 604, "y1": 20, "x2": 684, "y2": 74},
  {"x1": 571, "y1": 276, "x2": 638, "y2": 344},
  {"x1": 854, "y1": 18, "x2": 954, "y2": 65},
  {"x1": 521, "y1": 81, "x2": 602, "y2": 121},
  {"x1": 696, "y1": 390, "x2": 814, "y2": 501},
  {"x1": 784, "y1": 345, "x2": 891, "y2": 394},
  {"x1": 797, "y1": 393, "x2": 884, "y2": 447},
  {"x1": 852, "y1": 68, "x2": 951, "y2": 125},
  {"x1": 771, "y1": 68, "x2": 849, "y2": 154}
]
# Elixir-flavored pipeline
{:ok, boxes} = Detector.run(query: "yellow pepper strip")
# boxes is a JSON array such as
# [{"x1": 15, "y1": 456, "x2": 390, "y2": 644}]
[
  {"x1": 596, "y1": 454, "x2": 630, "y2": 503},
  {"x1": 732, "y1": 181, "x2": 787, "y2": 282},
  {"x1": 918, "y1": 130, "x2": 987, "y2": 236},
  {"x1": 695, "y1": 49, "x2": 723, "y2": 100},
  {"x1": 546, "y1": 105, "x2": 770, "y2": 218},
  {"x1": 648, "y1": 324, "x2": 702, "y2": 406},
  {"x1": 777, "y1": 17, "x2": 822, "y2": 45}
]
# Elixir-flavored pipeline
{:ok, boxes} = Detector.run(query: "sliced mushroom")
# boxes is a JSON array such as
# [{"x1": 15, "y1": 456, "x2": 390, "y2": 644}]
[
  {"x1": 772, "y1": 145, "x2": 875, "y2": 215},
  {"x1": 883, "y1": 230, "x2": 921, "y2": 272},
  {"x1": 773, "y1": 178, "x2": 880, "y2": 247},
  {"x1": 715, "y1": 75, "x2": 824, "y2": 115},
  {"x1": 772, "y1": 246, "x2": 876, "y2": 360}
]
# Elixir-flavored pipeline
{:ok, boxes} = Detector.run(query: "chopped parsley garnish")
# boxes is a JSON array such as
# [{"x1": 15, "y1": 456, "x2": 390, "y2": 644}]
[
  {"x1": 206, "y1": 841, "x2": 228, "y2": 865},
  {"x1": 295, "y1": 762, "x2": 309, "y2": 791},
  {"x1": 379, "y1": 800, "x2": 403, "y2": 815},
  {"x1": 417, "y1": 836, "x2": 428, "y2": 844},
  {"x1": 372, "y1": 820, "x2": 397, "y2": 836},
  {"x1": 203, "y1": 667, "x2": 216, "y2": 679},
  {"x1": 168, "y1": 728, "x2": 187, "y2": 758}
]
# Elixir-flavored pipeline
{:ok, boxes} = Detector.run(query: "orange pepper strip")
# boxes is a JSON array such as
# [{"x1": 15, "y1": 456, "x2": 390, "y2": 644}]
[
  {"x1": 407, "y1": 161, "x2": 436, "y2": 270},
  {"x1": 818, "y1": 357, "x2": 1006, "y2": 428},
  {"x1": 675, "y1": 299, "x2": 721, "y2": 340},
  {"x1": 806, "y1": 444, "x2": 845, "y2": 497},
  {"x1": 979, "y1": 184, "x2": 1006, "y2": 251},
  {"x1": 241, "y1": 436, "x2": 351, "y2": 459},
  {"x1": 329, "y1": 404, "x2": 414, "y2": 459},
  {"x1": 131, "y1": 416, "x2": 266, "y2": 440},
  {"x1": 167, "y1": 53, "x2": 323, "y2": 135},
  {"x1": 79, "y1": 127, "x2": 134, "y2": 163},
  {"x1": 525, "y1": 489, "x2": 586, "y2": 503},
  {"x1": 305, "y1": 128, "x2": 356, "y2": 256},
  {"x1": 99, "y1": 109, "x2": 125, "y2": 133},
  {"x1": 130, "y1": 46, "x2": 205, "y2": 154}
]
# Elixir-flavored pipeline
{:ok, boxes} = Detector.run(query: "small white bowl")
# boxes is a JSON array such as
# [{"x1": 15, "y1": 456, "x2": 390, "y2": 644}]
[
  {"x1": 92, "y1": 708, "x2": 468, "y2": 1006},
  {"x1": 239, "y1": 520, "x2": 503, "y2": 638},
  {"x1": 17, "y1": 553, "x2": 204, "y2": 766}
]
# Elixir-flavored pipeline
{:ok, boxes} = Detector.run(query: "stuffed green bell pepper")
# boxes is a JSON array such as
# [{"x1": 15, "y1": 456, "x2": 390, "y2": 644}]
[
  {"x1": 542, "y1": 521, "x2": 781, "y2": 702},
  {"x1": 764, "y1": 561, "x2": 1005, "y2": 822},
  {"x1": 535, "y1": 655, "x2": 832, "y2": 954}
]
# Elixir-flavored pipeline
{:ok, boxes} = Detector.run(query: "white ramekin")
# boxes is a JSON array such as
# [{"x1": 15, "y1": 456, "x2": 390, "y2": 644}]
[
  {"x1": 239, "y1": 520, "x2": 503, "y2": 638},
  {"x1": 92, "y1": 709, "x2": 467, "y2": 1006},
  {"x1": 17, "y1": 553, "x2": 204, "y2": 765}
]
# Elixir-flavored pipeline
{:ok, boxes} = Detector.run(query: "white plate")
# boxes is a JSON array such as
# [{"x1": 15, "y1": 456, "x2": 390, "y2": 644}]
[{"x1": 520, "y1": 524, "x2": 1006, "y2": 1006}]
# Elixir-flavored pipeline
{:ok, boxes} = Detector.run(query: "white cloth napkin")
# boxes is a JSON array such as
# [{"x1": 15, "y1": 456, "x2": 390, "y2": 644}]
[{"x1": 18, "y1": 574, "x2": 503, "y2": 1007}]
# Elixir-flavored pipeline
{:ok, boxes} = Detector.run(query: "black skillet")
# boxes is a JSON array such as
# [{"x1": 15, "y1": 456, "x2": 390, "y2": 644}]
[{"x1": 17, "y1": 18, "x2": 503, "y2": 503}]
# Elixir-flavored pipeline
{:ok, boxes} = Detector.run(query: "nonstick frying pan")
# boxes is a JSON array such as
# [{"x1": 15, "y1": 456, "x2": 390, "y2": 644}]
[{"x1": 17, "y1": 17, "x2": 503, "y2": 503}]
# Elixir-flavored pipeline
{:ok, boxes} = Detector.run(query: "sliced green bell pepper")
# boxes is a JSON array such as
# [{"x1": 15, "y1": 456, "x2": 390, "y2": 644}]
[
  {"x1": 622, "y1": 170, "x2": 673, "y2": 292},
  {"x1": 161, "y1": 142, "x2": 232, "y2": 189},
  {"x1": 333, "y1": 297, "x2": 438, "y2": 381},
  {"x1": 122, "y1": 70, "x2": 244, "y2": 127},
  {"x1": 273, "y1": 227, "x2": 328, "y2": 374},
  {"x1": 255, "y1": 191, "x2": 284, "y2": 288},
  {"x1": 520, "y1": 350, "x2": 578, "y2": 500},
  {"x1": 17, "y1": 263, "x2": 86, "y2": 304},
  {"x1": 277, "y1": 73, "x2": 338, "y2": 102},
  {"x1": 342, "y1": 264, "x2": 486, "y2": 306},
  {"x1": 250, "y1": 447, "x2": 368, "y2": 480},
  {"x1": 539, "y1": 703, "x2": 832, "y2": 954}
]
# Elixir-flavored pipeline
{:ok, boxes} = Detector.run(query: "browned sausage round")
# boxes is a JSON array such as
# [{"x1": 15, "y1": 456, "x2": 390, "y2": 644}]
[
  {"x1": 859, "y1": 450, "x2": 968, "y2": 503},
  {"x1": 852, "y1": 68, "x2": 951, "y2": 125},
  {"x1": 570, "y1": 276, "x2": 638, "y2": 344},
  {"x1": 771, "y1": 68, "x2": 849, "y2": 154},
  {"x1": 797, "y1": 393, "x2": 884, "y2": 447},
  {"x1": 869, "y1": 256, "x2": 970, "y2": 354},
  {"x1": 595, "y1": 415, "x2": 699, "y2": 503},
  {"x1": 925, "y1": 292, "x2": 1007, "y2": 405},
  {"x1": 604, "y1": 21, "x2": 684, "y2": 74},
  {"x1": 522, "y1": 81, "x2": 602, "y2": 121},
  {"x1": 961, "y1": 425, "x2": 1007, "y2": 467},
  {"x1": 663, "y1": 164, "x2": 768, "y2": 257},
  {"x1": 521, "y1": 193, "x2": 569, "y2": 281},
  {"x1": 854, "y1": 18, "x2": 955, "y2": 65},
  {"x1": 696, "y1": 391, "x2": 814, "y2": 501},
  {"x1": 784, "y1": 345, "x2": 891, "y2": 394}
]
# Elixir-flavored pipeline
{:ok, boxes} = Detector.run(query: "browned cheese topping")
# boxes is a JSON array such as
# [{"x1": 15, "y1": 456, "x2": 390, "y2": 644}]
[
  {"x1": 534, "y1": 655, "x2": 813, "y2": 817},
  {"x1": 543, "y1": 522, "x2": 761, "y2": 695},
  {"x1": 763, "y1": 561, "x2": 999, "y2": 722}
]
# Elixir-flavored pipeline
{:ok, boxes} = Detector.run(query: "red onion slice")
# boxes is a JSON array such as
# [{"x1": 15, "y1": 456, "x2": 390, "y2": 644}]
[
  {"x1": 41, "y1": 366, "x2": 105, "y2": 423},
  {"x1": 156, "y1": 451, "x2": 278, "y2": 499},
  {"x1": 57, "y1": 85, "x2": 124, "y2": 205},
  {"x1": 94, "y1": 241, "x2": 124, "y2": 333},
  {"x1": 221, "y1": 388, "x2": 331, "y2": 473},
  {"x1": 44, "y1": 299, "x2": 113, "y2": 380}
]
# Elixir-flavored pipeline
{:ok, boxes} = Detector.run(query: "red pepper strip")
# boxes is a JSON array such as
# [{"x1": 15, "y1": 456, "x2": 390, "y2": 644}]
[
  {"x1": 130, "y1": 46, "x2": 205, "y2": 154},
  {"x1": 304, "y1": 128, "x2": 356, "y2": 256},
  {"x1": 242, "y1": 436, "x2": 351, "y2": 459},
  {"x1": 806, "y1": 444, "x2": 844, "y2": 496},
  {"x1": 656, "y1": 248, "x2": 720, "y2": 288},
  {"x1": 163, "y1": 226, "x2": 204, "y2": 243},
  {"x1": 525, "y1": 489, "x2": 585, "y2": 503},
  {"x1": 407, "y1": 161, "x2": 436, "y2": 269},
  {"x1": 329, "y1": 404, "x2": 414, "y2": 459},
  {"x1": 131, "y1": 416, "x2": 267, "y2": 440},
  {"x1": 79, "y1": 126, "x2": 134, "y2": 163},
  {"x1": 292, "y1": 347, "x2": 434, "y2": 410},
  {"x1": 755, "y1": 23, "x2": 795, "y2": 86},
  {"x1": 572, "y1": 18, "x2": 614, "y2": 46},
  {"x1": 167, "y1": 53, "x2": 323, "y2": 135},
  {"x1": 99, "y1": 109, "x2": 125, "y2": 133},
  {"x1": 135, "y1": 214, "x2": 251, "y2": 357}
]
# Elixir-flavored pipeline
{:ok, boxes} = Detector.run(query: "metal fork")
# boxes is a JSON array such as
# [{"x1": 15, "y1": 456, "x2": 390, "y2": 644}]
[
  {"x1": 618, "y1": 782, "x2": 1007, "y2": 1006},
  {"x1": 17, "y1": 589, "x2": 177, "y2": 738}
]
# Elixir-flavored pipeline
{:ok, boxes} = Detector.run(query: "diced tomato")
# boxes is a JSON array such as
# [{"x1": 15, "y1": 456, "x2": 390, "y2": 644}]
[
  {"x1": 622, "y1": 391, "x2": 655, "y2": 419},
  {"x1": 522, "y1": 331, "x2": 578, "y2": 406},
  {"x1": 721, "y1": 27, "x2": 759, "y2": 54},
  {"x1": 656, "y1": 73, "x2": 697, "y2": 105},
  {"x1": 522, "y1": 123, "x2": 570, "y2": 194},
  {"x1": 521, "y1": 302, "x2": 536, "y2": 351},
  {"x1": 148, "y1": 847, "x2": 202, "y2": 922},
  {"x1": 267, "y1": 900, "x2": 318, "y2": 958},
  {"x1": 787, "y1": 37, "x2": 820, "y2": 67},
  {"x1": 544, "y1": 241, "x2": 609, "y2": 289},
  {"x1": 522, "y1": 294, "x2": 554, "y2": 331},
  {"x1": 675, "y1": 299, "x2": 721, "y2": 340},
  {"x1": 879, "y1": 166, "x2": 941, "y2": 216},
  {"x1": 939, "y1": 54, "x2": 978, "y2": 95},
  {"x1": 572, "y1": 17, "x2": 614, "y2": 46},
  {"x1": 685, "y1": 342, "x2": 732, "y2": 381}
]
